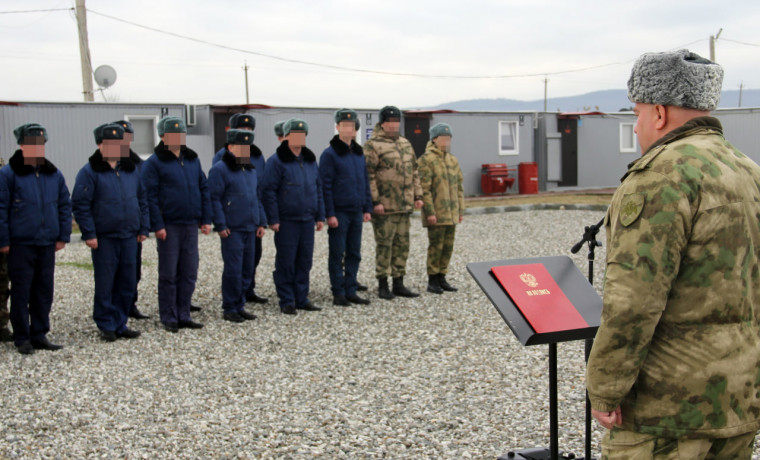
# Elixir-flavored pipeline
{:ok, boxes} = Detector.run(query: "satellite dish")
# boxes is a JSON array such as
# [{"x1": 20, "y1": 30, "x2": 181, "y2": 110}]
[{"x1": 94, "y1": 65, "x2": 117, "y2": 89}]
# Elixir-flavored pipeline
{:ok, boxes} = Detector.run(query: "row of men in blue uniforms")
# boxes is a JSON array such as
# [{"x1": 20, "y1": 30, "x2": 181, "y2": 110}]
[
  {"x1": 211, "y1": 111, "x2": 373, "y2": 316},
  {"x1": 0, "y1": 108, "x2": 376, "y2": 352}
]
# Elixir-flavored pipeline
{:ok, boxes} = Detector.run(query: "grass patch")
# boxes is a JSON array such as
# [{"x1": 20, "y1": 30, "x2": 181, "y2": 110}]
[{"x1": 57, "y1": 261, "x2": 93, "y2": 271}]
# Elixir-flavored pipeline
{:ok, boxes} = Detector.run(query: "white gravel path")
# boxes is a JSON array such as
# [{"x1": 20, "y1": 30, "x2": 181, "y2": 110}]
[{"x1": 0, "y1": 209, "x2": 757, "y2": 459}]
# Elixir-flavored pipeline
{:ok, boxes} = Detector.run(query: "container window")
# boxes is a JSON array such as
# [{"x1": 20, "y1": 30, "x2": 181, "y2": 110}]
[
  {"x1": 620, "y1": 123, "x2": 637, "y2": 153},
  {"x1": 126, "y1": 116, "x2": 158, "y2": 158},
  {"x1": 499, "y1": 121, "x2": 519, "y2": 155}
]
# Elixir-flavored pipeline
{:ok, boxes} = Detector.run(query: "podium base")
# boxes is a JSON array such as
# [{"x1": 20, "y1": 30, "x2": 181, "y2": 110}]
[{"x1": 497, "y1": 447, "x2": 594, "y2": 460}]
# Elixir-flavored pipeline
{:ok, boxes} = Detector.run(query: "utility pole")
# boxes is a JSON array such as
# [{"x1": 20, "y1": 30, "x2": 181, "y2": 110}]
[
  {"x1": 75, "y1": 0, "x2": 94, "y2": 102},
  {"x1": 243, "y1": 61, "x2": 250, "y2": 104},
  {"x1": 709, "y1": 28, "x2": 723, "y2": 62},
  {"x1": 543, "y1": 75, "x2": 549, "y2": 112},
  {"x1": 738, "y1": 82, "x2": 744, "y2": 107}
]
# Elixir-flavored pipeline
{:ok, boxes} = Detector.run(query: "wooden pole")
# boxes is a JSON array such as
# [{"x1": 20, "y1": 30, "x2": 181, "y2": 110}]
[{"x1": 75, "y1": 0, "x2": 94, "y2": 102}]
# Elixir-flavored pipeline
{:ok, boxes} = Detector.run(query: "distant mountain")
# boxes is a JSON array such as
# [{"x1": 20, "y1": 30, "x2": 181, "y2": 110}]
[{"x1": 422, "y1": 89, "x2": 760, "y2": 113}]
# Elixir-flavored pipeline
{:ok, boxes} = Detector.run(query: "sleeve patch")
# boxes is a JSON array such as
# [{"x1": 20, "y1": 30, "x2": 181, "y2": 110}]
[{"x1": 619, "y1": 192, "x2": 645, "y2": 227}]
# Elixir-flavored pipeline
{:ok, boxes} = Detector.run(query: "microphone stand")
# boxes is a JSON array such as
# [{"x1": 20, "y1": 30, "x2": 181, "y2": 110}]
[{"x1": 570, "y1": 217, "x2": 604, "y2": 460}]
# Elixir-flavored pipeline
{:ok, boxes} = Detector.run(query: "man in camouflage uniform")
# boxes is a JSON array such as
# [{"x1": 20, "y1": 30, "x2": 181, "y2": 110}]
[
  {"x1": 364, "y1": 106, "x2": 423, "y2": 300},
  {"x1": 418, "y1": 123, "x2": 463, "y2": 294},
  {"x1": 0, "y1": 155, "x2": 9, "y2": 342},
  {"x1": 586, "y1": 49, "x2": 760, "y2": 459}
]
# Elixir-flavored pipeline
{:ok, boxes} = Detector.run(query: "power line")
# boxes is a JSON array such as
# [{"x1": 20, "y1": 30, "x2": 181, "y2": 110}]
[
  {"x1": 1, "y1": 6, "x2": 726, "y2": 81},
  {"x1": 722, "y1": 38, "x2": 760, "y2": 48},
  {"x1": 0, "y1": 8, "x2": 72, "y2": 14},
  {"x1": 669, "y1": 38, "x2": 709, "y2": 51},
  {"x1": 86, "y1": 8, "x2": 634, "y2": 80}
]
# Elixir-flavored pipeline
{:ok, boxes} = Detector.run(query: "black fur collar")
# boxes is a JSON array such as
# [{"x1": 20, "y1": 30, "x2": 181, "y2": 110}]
[
  {"x1": 276, "y1": 141, "x2": 316, "y2": 163},
  {"x1": 89, "y1": 150, "x2": 136, "y2": 173},
  {"x1": 222, "y1": 150, "x2": 254, "y2": 171},
  {"x1": 329, "y1": 135, "x2": 363, "y2": 156},
  {"x1": 129, "y1": 149, "x2": 142, "y2": 164},
  {"x1": 154, "y1": 141, "x2": 198, "y2": 162},
  {"x1": 8, "y1": 149, "x2": 58, "y2": 176}
]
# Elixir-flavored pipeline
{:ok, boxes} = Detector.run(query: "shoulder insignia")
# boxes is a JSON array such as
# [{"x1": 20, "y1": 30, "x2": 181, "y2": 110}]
[{"x1": 619, "y1": 192, "x2": 645, "y2": 227}]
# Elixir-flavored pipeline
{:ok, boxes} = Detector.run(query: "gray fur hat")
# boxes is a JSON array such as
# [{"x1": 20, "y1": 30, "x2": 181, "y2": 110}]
[{"x1": 627, "y1": 49, "x2": 723, "y2": 111}]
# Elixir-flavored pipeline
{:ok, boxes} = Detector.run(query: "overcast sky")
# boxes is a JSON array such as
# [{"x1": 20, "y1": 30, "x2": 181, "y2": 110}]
[{"x1": 1, "y1": 0, "x2": 758, "y2": 108}]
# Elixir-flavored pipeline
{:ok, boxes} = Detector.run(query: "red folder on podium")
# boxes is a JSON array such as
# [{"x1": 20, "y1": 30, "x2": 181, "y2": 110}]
[{"x1": 491, "y1": 263, "x2": 588, "y2": 333}]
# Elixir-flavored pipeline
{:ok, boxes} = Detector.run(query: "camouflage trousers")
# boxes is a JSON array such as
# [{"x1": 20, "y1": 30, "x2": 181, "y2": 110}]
[
  {"x1": 426, "y1": 225, "x2": 455, "y2": 275},
  {"x1": 371, "y1": 213, "x2": 411, "y2": 279},
  {"x1": 602, "y1": 427, "x2": 756, "y2": 459},
  {"x1": 0, "y1": 252, "x2": 8, "y2": 328}
]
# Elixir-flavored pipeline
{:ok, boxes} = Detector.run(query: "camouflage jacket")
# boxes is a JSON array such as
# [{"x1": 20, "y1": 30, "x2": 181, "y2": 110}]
[
  {"x1": 418, "y1": 141, "x2": 464, "y2": 227},
  {"x1": 586, "y1": 117, "x2": 760, "y2": 439},
  {"x1": 364, "y1": 124, "x2": 422, "y2": 214}
]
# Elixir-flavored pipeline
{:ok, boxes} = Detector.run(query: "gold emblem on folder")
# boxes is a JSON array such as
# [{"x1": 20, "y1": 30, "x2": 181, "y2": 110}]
[{"x1": 520, "y1": 273, "x2": 538, "y2": 288}]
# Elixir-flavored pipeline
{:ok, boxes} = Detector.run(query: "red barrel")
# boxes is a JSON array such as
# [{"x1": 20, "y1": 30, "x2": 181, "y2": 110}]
[{"x1": 518, "y1": 162, "x2": 538, "y2": 194}]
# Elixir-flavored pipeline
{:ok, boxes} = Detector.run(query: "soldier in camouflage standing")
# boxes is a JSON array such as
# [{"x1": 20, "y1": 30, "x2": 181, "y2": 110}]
[
  {"x1": 586, "y1": 49, "x2": 760, "y2": 459},
  {"x1": 0, "y1": 155, "x2": 9, "y2": 342},
  {"x1": 364, "y1": 106, "x2": 423, "y2": 300},
  {"x1": 418, "y1": 123, "x2": 463, "y2": 295}
]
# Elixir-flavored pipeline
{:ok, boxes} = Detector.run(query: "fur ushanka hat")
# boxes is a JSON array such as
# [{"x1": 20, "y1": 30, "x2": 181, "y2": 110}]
[{"x1": 628, "y1": 49, "x2": 723, "y2": 111}]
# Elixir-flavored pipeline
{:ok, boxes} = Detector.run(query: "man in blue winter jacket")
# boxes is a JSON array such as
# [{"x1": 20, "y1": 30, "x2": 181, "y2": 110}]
[
  {"x1": 319, "y1": 109, "x2": 372, "y2": 307},
  {"x1": 209, "y1": 129, "x2": 267, "y2": 323},
  {"x1": 261, "y1": 118, "x2": 325, "y2": 315},
  {"x1": 212, "y1": 114, "x2": 257, "y2": 165},
  {"x1": 72, "y1": 123, "x2": 149, "y2": 342},
  {"x1": 113, "y1": 119, "x2": 151, "y2": 320},
  {"x1": 212, "y1": 113, "x2": 268, "y2": 304},
  {"x1": 0, "y1": 123, "x2": 72, "y2": 354},
  {"x1": 141, "y1": 117, "x2": 211, "y2": 333}
]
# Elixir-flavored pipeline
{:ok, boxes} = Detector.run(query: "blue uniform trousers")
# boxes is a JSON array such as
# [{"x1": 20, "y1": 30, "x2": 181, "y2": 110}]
[
  {"x1": 221, "y1": 230, "x2": 255, "y2": 313},
  {"x1": 273, "y1": 220, "x2": 314, "y2": 308},
  {"x1": 130, "y1": 241, "x2": 142, "y2": 314},
  {"x1": 244, "y1": 235, "x2": 263, "y2": 296},
  {"x1": 156, "y1": 224, "x2": 198, "y2": 324},
  {"x1": 327, "y1": 210, "x2": 364, "y2": 297},
  {"x1": 91, "y1": 236, "x2": 137, "y2": 333},
  {"x1": 8, "y1": 244, "x2": 55, "y2": 346}
]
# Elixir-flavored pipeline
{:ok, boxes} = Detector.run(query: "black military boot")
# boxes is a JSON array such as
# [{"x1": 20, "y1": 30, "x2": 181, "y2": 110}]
[
  {"x1": 427, "y1": 274, "x2": 443, "y2": 294},
  {"x1": 392, "y1": 276, "x2": 419, "y2": 298},
  {"x1": 438, "y1": 274, "x2": 458, "y2": 292},
  {"x1": 378, "y1": 277, "x2": 395, "y2": 300}
]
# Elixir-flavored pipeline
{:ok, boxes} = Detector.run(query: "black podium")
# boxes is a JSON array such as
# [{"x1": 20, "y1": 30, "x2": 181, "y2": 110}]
[{"x1": 467, "y1": 256, "x2": 602, "y2": 460}]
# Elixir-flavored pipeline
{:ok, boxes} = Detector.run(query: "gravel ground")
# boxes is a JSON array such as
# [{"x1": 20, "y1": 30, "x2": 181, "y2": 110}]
[{"x1": 0, "y1": 209, "x2": 757, "y2": 459}]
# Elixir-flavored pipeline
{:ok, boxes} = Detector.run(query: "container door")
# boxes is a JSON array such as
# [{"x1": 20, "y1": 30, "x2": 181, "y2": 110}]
[
  {"x1": 404, "y1": 115, "x2": 430, "y2": 158},
  {"x1": 557, "y1": 118, "x2": 578, "y2": 186}
]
